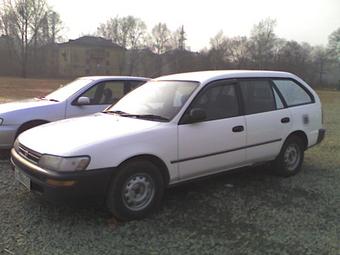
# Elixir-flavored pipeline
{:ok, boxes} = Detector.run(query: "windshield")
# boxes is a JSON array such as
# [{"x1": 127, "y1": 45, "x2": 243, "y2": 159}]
[
  {"x1": 44, "y1": 78, "x2": 93, "y2": 102},
  {"x1": 106, "y1": 80, "x2": 199, "y2": 121}
]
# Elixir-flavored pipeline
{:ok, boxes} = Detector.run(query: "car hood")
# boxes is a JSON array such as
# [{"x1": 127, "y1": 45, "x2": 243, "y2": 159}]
[
  {"x1": 0, "y1": 98, "x2": 55, "y2": 113},
  {"x1": 18, "y1": 113, "x2": 162, "y2": 156}
]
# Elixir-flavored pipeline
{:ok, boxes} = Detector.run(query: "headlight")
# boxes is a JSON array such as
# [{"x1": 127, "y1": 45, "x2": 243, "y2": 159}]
[
  {"x1": 0, "y1": 118, "x2": 3, "y2": 126},
  {"x1": 39, "y1": 155, "x2": 90, "y2": 172}
]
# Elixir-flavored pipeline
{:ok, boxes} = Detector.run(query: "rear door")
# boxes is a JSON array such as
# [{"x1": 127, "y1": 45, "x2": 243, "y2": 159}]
[
  {"x1": 177, "y1": 80, "x2": 247, "y2": 180},
  {"x1": 239, "y1": 78, "x2": 292, "y2": 163}
]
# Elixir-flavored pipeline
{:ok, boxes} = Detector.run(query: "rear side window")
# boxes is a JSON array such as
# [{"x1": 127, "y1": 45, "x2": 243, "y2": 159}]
[
  {"x1": 273, "y1": 79, "x2": 313, "y2": 106},
  {"x1": 239, "y1": 79, "x2": 276, "y2": 114}
]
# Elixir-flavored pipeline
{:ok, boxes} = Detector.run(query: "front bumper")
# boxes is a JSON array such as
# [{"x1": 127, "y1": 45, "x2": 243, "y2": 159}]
[
  {"x1": 11, "y1": 148, "x2": 115, "y2": 202},
  {"x1": 0, "y1": 125, "x2": 18, "y2": 149}
]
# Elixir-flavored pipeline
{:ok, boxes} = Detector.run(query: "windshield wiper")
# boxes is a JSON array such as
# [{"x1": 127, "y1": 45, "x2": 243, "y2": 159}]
[
  {"x1": 37, "y1": 97, "x2": 59, "y2": 102},
  {"x1": 103, "y1": 110, "x2": 128, "y2": 115},
  {"x1": 132, "y1": 114, "x2": 169, "y2": 122},
  {"x1": 104, "y1": 110, "x2": 169, "y2": 122}
]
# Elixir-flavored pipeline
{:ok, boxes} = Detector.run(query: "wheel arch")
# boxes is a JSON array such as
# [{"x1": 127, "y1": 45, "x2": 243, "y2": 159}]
[
  {"x1": 16, "y1": 119, "x2": 49, "y2": 138},
  {"x1": 285, "y1": 130, "x2": 308, "y2": 150},
  {"x1": 118, "y1": 154, "x2": 170, "y2": 186}
]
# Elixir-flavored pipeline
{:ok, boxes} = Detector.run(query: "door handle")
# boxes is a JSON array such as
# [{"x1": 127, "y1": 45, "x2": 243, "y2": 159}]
[
  {"x1": 281, "y1": 117, "x2": 290, "y2": 123},
  {"x1": 232, "y1": 125, "x2": 244, "y2": 132}
]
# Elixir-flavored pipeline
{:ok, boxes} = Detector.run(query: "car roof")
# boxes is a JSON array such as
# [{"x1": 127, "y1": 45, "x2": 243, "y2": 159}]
[
  {"x1": 155, "y1": 70, "x2": 296, "y2": 84},
  {"x1": 78, "y1": 76, "x2": 150, "y2": 82}
]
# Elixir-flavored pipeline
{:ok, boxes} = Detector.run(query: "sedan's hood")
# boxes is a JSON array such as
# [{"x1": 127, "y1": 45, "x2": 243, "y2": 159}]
[
  {"x1": 18, "y1": 113, "x2": 162, "y2": 156},
  {"x1": 0, "y1": 98, "x2": 55, "y2": 113}
]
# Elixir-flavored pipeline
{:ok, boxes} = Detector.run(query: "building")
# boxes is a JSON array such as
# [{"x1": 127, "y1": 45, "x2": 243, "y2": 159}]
[{"x1": 47, "y1": 36, "x2": 125, "y2": 78}]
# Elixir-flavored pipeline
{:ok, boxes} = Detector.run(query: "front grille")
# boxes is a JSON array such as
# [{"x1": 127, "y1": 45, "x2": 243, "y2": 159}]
[{"x1": 17, "y1": 143, "x2": 42, "y2": 165}]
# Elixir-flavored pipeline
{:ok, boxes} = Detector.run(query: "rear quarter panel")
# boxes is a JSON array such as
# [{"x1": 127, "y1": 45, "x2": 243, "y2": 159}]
[{"x1": 288, "y1": 102, "x2": 322, "y2": 147}]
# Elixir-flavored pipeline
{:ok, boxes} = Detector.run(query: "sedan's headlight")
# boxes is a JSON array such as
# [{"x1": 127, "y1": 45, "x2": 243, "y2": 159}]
[
  {"x1": 0, "y1": 118, "x2": 3, "y2": 126},
  {"x1": 39, "y1": 155, "x2": 90, "y2": 172}
]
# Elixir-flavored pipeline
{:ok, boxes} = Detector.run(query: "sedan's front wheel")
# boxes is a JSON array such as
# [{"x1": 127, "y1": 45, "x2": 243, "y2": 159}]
[{"x1": 106, "y1": 159, "x2": 164, "y2": 221}]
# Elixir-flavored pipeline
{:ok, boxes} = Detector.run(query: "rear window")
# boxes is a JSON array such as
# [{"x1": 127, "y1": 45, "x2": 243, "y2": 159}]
[{"x1": 273, "y1": 79, "x2": 313, "y2": 106}]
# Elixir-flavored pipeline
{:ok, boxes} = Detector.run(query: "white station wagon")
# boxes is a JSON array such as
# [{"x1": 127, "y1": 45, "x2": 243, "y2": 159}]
[
  {"x1": 11, "y1": 70, "x2": 325, "y2": 220},
  {"x1": 0, "y1": 76, "x2": 148, "y2": 152}
]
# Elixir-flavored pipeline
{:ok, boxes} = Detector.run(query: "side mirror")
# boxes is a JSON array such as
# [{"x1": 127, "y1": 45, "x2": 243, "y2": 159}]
[
  {"x1": 183, "y1": 108, "x2": 206, "y2": 124},
  {"x1": 76, "y1": 97, "x2": 90, "y2": 105}
]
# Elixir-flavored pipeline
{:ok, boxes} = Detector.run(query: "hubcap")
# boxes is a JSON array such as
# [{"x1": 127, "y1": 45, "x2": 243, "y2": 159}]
[
  {"x1": 283, "y1": 143, "x2": 300, "y2": 171},
  {"x1": 122, "y1": 173, "x2": 155, "y2": 211}
]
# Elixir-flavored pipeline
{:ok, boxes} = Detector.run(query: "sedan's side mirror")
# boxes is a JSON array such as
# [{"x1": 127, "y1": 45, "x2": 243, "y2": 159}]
[
  {"x1": 182, "y1": 108, "x2": 206, "y2": 124},
  {"x1": 77, "y1": 97, "x2": 90, "y2": 106}
]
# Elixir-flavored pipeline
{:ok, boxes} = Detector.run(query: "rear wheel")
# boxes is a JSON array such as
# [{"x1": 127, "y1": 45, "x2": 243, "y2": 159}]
[
  {"x1": 106, "y1": 159, "x2": 164, "y2": 221},
  {"x1": 274, "y1": 136, "x2": 304, "y2": 177}
]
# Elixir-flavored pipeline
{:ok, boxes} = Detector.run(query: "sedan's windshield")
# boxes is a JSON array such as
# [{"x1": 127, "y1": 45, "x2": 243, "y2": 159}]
[
  {"x1": 44, "y1": 78, "x2": 93, "y2": 102},
  {"x1": 106, "y1": 80, "x2": 199, "y2": 121}
]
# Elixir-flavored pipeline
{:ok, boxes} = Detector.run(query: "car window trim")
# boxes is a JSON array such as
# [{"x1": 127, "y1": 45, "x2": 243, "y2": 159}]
[
  {"x1": 178, "y1": 78, "x2": 240, "y2": 125},
  {"x1": 269, "y1": 79, "x2": 288, "y2": 109}
]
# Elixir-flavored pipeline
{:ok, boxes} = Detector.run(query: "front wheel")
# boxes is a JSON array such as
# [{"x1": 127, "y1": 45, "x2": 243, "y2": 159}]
[
  {"x1": 274, "y1": 136, "x2": 304, "y2": 177},
  {"x1": 106, "y1": 159, "x2": 164, "y2": 221}
]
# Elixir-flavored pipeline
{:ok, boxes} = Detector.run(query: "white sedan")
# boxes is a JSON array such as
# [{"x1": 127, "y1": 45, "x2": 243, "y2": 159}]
[
  {"x1": 11, "y1": 70, "x2": 325, "y2": 220},
  {"x1": 0, "y1": 76, "x2": 148, "y2": 151}
]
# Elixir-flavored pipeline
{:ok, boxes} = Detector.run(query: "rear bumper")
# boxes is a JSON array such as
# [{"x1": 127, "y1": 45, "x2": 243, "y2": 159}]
[
  {"x1": 316, "y1": 128, "x2": 326, "y2": 145},
  {"x1": 11, "y1": 148, "x2": 115, "y2": 203}
]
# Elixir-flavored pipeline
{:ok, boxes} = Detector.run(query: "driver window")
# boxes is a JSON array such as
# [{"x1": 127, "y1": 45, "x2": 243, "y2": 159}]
[
  {"x1": 188, "y1": 81, "x2": 239, "y2": 121},
  {"x1": 80, "y1": 81, "x2": 125, "y2": 105}
]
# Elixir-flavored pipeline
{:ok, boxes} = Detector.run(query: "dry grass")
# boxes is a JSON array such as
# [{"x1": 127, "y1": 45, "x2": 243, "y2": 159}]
[{"x1": 0, "y1": 76, "x2": 71, "y2": 102}]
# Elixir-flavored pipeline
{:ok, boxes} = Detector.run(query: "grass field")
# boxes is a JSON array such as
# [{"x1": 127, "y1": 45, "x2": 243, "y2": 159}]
[{"x1": 0, "y1": 77, "x2": 339, "y2": 254}]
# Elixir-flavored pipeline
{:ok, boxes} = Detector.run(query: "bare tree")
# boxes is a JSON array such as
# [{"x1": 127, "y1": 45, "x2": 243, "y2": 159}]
[
  {"x1": 97, "y1": 15, "x2": 147, "y2": 75},
  {"x1": 207, "y1": 31, "x2": 231, "y2": 69},
  {"x1": 249, "y1": 17, "x2": 277, "y2": 69},
  {"x1": 227, "y1": 36, "x2": 251, "y2": 68},
  {"x1": 0, "y1": 0, "x2": 61, "y2": 77},
  {"x1": 151, "y1": 22, "x2": 171, "y2": 54},
  {"x1": 41, "y1": 10, "x2": 62, "y2": 44},
  {"x1": 328, "y1": 27, "x2": 340, "y2": 60},
  {"x1": 312, "y1": 46, "x2": 332, "y2": 85},
  {"x1": 97, "y1": 15, "x2": 146, "y2": 49}
]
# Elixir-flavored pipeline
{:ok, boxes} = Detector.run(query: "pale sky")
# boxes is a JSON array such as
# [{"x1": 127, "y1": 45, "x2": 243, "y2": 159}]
[{"x1": 48, "y1": 0, "x2": 340, "y2": 51}]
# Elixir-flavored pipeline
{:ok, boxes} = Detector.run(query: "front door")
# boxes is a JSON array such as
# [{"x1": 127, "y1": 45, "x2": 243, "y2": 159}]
[{"x1": 177, "y1": 80, "x2": 247, "y2": 180}]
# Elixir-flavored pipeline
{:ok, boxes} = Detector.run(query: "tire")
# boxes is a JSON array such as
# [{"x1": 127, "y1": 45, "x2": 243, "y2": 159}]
[
  {"x1": 106, "y1": 159, "x2": 164, "y2": 221},
  {"x1": 274, "y1": 136, "x2": 304, "y2": 177}
]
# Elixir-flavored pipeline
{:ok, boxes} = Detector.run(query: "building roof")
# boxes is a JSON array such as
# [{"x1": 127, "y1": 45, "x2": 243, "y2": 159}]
[
  {"x1": 155, "y1": 70, "x2": 297, "y2": 84},
  {"x1": 58, "y1": 36, "x2": 124, "y2": 49}
]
